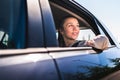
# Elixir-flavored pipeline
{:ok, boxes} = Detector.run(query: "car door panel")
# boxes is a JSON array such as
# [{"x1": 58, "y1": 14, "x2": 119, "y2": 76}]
[
  {"x1": 48, "y1": 47, "x2": 120, "y2": 80},
  {"x1": 0, "y1": 48, "x2": 59, "y2": 80}
]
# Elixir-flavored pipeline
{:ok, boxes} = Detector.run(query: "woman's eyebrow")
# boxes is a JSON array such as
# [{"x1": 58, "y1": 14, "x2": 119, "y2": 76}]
[{"x1": 65, "y1": 23, "x2": 73, "y2": 26}]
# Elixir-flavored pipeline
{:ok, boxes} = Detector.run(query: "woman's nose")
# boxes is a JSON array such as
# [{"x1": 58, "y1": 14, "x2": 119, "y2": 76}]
[{"x1": 73, "y1": 26, "x2": 79, "y2": 31}]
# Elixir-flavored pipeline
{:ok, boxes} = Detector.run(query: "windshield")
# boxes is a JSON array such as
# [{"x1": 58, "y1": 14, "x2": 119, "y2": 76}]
[{"x1": 75, "y1": 0, "x2": 120, "y2": 43}]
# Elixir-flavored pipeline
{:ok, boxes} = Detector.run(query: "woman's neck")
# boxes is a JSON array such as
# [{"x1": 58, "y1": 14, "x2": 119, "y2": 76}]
[{"x1": 64, "y1": 39, "x2": 76, "y2": 47}]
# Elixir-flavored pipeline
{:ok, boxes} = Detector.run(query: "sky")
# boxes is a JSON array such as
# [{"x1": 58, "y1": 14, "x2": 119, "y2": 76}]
[{"x1": 76, "y1": 0, "x2": 120, "y2": 42}]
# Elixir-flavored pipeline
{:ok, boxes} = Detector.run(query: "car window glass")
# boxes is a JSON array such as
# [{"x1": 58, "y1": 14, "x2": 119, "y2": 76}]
[
  {"x1": 0, "y1": 31, "x2": 8, "y2": 49},
  {"x1": 0, "y1": 0, "x2": 26, "y2": 49}
]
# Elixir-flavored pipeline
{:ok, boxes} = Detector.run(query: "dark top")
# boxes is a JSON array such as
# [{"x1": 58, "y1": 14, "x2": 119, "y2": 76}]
[{"x1": 70, "y1": 40, "x2": 88, "y2": 47}]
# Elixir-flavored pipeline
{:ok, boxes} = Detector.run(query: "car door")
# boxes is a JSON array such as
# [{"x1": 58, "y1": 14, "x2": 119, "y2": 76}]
[
  {"x1": 48, "y1": 0, "x2": 120, "y2": 80},
  {"x1": 0, "y1": 48, "x2": 59, "y2": 80},
  {"x1": 0, "y1": 0, "x2": 59, "y2": 80}
]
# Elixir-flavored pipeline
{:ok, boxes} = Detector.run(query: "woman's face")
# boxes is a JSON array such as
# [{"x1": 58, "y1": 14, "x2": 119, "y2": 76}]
[{"x1": 60, "y1": 17, "x2": 80, "y2": 41}]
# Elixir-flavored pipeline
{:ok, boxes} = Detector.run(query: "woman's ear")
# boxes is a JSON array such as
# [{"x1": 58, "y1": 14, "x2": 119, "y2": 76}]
[{"x1": 59, "y1": 29, "x2": 64, "y2": 35}]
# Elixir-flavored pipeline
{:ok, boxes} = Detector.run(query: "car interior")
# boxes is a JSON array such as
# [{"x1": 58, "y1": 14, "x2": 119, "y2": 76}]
[
  {"x1": 49, "y1": 1, "x2": 96, "y2": 42},
  {"x1": 49, "y1": 1, "x2": 114, "y2": 48}
]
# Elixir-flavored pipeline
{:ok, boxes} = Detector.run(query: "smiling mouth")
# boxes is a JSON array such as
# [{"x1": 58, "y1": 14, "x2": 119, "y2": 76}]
[{"x1": 72, "y1": 32, "x2": 79, "y2": 35}]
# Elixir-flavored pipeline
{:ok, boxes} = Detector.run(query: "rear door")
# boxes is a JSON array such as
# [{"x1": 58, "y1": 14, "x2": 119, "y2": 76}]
[
  {"x1": 49, "y1": 0, "x2": 120, "y2": 80},
  {"x1": 48, "y1": 47, "x2": 102, "y2": 80}
]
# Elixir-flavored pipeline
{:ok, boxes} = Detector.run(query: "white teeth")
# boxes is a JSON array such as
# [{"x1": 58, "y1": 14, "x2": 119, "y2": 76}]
[{"x1": 73, "y1": 32, "x2": 78, "y2": 35}]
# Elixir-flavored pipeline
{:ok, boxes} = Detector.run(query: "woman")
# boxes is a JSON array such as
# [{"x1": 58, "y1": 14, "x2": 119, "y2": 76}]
[{"x1": 58, "y1": 16, "x2": 109, "y2": 52}]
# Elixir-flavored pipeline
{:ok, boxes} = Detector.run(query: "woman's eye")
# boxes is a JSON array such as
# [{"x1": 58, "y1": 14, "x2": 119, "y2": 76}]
[
  {"x1": 66, "y1": 24, "x2": 80, "y2": 29},
  {"x1": 66, "y1": 24, "x2": 73, "y2": 28},
  {"x1": 69, "y1": 25, "x2": 73, "y2": 27}
]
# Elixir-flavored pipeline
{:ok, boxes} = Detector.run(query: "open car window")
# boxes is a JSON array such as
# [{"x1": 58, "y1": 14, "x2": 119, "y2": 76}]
[
  {"x1": 49, "y1": 1, "x2": 112, "y2": 47},
  {"x1": 49, "y1": 1, "x2": 99, "y2": 46},
  {"x1": 77, "y1": 29, "x2": 95, "y2": 40}
]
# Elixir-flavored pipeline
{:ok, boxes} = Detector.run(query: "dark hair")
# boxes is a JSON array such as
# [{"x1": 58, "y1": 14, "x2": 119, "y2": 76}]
[{"x1": 58, "y1": 31, "x2": 65, "y2": 47}]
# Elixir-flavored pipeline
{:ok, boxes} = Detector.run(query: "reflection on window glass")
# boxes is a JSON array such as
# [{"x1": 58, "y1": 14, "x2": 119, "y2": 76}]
[
  {"x1": 0, "y1": 31, "x2": 8, "y2": 49},
  {"x1": 0, "y1": 31, "x2": 4, "y2": 40},
  {"x1": 0, "y1": 0, "x2": 26, "y2": 49},
  {"x1": 3, "y1": 34, "x2": 8, "y2": 45}
]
